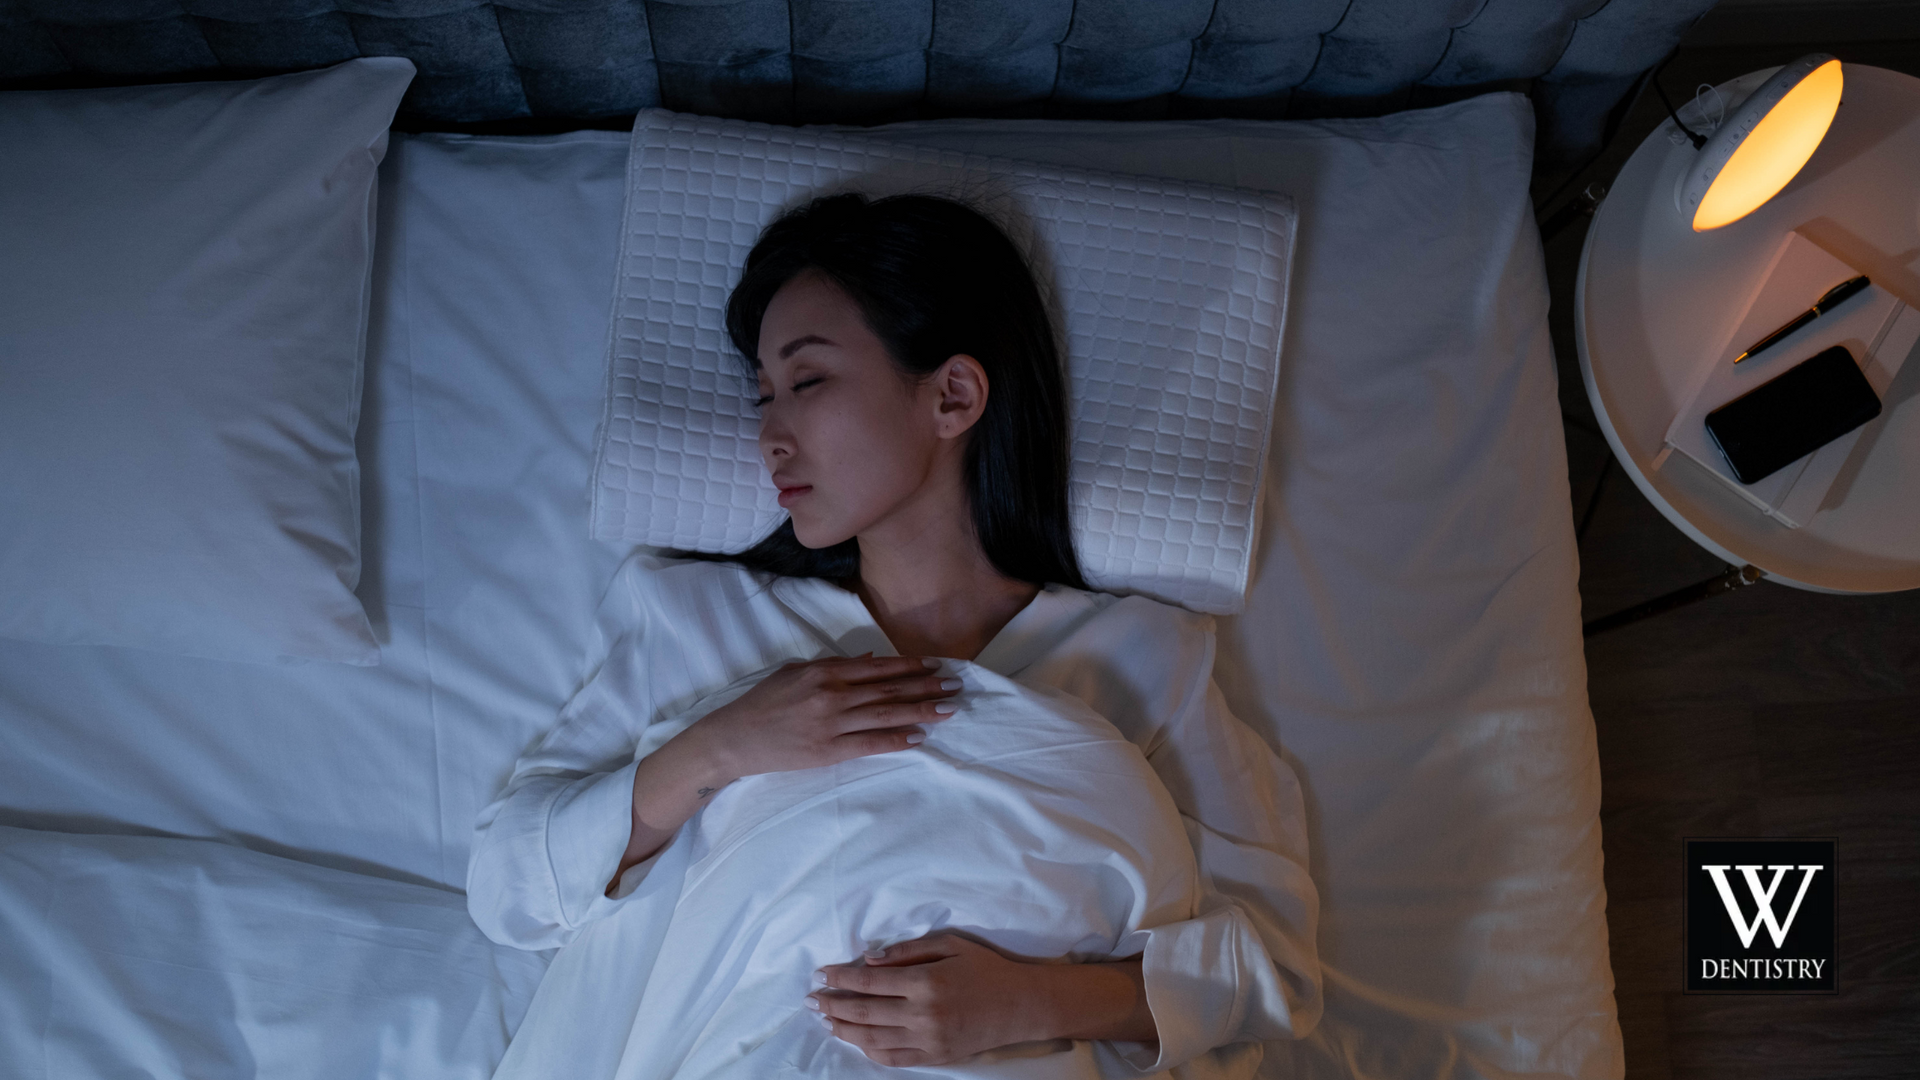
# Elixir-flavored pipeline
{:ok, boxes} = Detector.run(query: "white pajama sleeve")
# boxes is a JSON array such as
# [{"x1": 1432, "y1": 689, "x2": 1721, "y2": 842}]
[
  {"x1": 467, "y1": 564, "x2": 669, "y2": 951},
  {"x1": 1108, "y1": 669, "x2": 1323, "y2": 1075},
  {"x1": 466, "y1": 761, "x2": 652, "y2": 950}
]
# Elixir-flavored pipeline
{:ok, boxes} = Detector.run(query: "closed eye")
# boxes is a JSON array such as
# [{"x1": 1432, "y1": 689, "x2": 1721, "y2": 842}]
[{"x1": 753, "y1": 377, "x2": 822, "y2": 409}]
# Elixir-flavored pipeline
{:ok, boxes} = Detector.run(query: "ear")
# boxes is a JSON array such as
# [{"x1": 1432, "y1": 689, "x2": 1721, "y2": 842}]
[{"x1": 931, "y1": 354, "x2": 989, "y2": 440}]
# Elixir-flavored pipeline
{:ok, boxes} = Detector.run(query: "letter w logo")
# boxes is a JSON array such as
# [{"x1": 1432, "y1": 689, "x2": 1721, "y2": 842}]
[{"x1": 1701, "y1": 864, "x2": 1824, "y2": 948}]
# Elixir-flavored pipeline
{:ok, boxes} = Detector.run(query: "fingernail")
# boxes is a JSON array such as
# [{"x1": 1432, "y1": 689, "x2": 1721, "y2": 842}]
[
  {"x1": 921, "y1": 658, "x2": 940, "y2": 669},
  {"x1": 932, "y1": 701, "x2": 958, "y2": 715},
  {"x1": 905, "y1": 731, "x2": 926, "y2": 745},
  {"x1": 805, "y1": 996, "x2": 821, "y2": 1011},
  {"x1": 811, "y1": 970, "x2": 827, "y2": 987},
  {"x1": 864, "y1": 947, "x2": 888, "y2": 960},
  {"x1": 940, "y1": 678, "x2": 963, "y2": 691},
  {"x1": 817, "y1": 1013, "x2": 834, "y2": 1030}
]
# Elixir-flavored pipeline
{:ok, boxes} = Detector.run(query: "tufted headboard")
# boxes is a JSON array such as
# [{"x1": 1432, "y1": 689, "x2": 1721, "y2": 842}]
[{"x1": 1, "y1": 0, "x2": 1715, "y2": 169}]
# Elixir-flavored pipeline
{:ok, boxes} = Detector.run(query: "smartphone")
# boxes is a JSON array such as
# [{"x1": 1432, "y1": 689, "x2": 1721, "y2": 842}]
[{"x1": 1705, "y1": 344, "x2": 1882, "y2": 485}]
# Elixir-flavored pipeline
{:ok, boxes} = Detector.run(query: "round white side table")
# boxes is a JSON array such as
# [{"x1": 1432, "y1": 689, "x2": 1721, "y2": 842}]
[{"x1": 1576, "y1": 64, "x2": 1920, "y2": 594}]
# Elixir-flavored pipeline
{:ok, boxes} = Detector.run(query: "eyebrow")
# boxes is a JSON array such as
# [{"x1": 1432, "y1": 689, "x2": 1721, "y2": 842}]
[{"x1": 778, "y1": 334, "x2": 834, "y2": 361}]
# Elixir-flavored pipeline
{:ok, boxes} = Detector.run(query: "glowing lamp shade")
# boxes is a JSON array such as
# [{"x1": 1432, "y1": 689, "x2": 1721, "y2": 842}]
[{"x1": 1676, "y1": 55, "x2": 1843, "y2": 232}]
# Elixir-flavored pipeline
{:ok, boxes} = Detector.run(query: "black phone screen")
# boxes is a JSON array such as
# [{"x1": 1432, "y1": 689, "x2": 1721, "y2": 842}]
[{"x1": 1704, "y1": 344, "x2": 1882, "y2": 485}]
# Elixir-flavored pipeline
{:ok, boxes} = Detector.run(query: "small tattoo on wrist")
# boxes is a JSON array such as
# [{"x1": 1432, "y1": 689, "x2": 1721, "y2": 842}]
[{"x1": 696, "y1": 786, "x2": 716, "y2": 798}]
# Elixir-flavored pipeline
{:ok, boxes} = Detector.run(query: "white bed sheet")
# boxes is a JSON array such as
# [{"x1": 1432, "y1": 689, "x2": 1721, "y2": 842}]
[
  {"x1": 0, "y1": 825, "x2": 546, "y2": 1080},
  {"x1": 0, "y1": 95, "x2": 1614, "y2": 1079}
]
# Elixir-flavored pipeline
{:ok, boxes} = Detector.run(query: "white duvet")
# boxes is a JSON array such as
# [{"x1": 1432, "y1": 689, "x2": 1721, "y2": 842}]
[{"x1": 496, "y1": 662, "x2": 1201, "y2": 1080}]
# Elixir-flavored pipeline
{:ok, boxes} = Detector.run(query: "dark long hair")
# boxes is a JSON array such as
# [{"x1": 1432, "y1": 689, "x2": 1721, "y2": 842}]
[{"x1": 701, "y1": 192, "x2": 1085, "y2": 590}]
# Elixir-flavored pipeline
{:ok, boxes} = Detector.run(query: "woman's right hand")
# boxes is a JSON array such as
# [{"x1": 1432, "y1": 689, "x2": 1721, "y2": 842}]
[
  {"x1": 683, "y1": 654, "x2": 962, "y2": 783},
  {"x1": 613, "y1": 655, "x2": 960, "y2": 891}
]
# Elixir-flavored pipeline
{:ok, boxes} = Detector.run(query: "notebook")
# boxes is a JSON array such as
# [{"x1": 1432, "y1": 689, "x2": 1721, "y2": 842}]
[{"x1": 1659, "y1": 231, "x2": 1920, "y2": 528}]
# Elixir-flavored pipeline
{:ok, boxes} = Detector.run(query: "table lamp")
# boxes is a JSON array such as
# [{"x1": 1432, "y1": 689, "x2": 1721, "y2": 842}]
[{"x1": 1672, "y1": 54, "x2": 1844, "y2": 232}]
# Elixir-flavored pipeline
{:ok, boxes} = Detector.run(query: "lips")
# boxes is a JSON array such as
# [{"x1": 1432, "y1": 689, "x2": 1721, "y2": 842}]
[{"x1": 776, "y1": 483, "x2": 812, "y2": 508}]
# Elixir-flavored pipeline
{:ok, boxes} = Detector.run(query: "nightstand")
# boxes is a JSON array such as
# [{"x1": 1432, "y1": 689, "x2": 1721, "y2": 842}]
[{"x1": 1577, "y1": 63, "x2": 1920, "y2": 596}]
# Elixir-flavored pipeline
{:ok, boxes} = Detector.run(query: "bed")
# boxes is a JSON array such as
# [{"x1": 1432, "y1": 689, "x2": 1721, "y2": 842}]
[{"x1": 0, "y1": 7, "x2": 1669, "y2": 1077}]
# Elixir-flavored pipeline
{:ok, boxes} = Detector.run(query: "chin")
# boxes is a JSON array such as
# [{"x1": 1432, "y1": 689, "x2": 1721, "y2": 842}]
[{"x1": 788, "y1": 517, "x2": 852, "y2": 551}]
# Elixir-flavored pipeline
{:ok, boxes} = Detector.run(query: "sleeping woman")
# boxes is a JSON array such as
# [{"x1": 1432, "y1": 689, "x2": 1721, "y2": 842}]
[{"x1": 467, "y1": 193, "x2": 1321, "y2": 1079}]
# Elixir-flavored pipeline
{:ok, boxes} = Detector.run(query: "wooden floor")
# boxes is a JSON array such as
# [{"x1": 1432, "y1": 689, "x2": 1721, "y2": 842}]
[{"x1": 1537, "y1": 11, "x2": 1920, "y2": 1077}]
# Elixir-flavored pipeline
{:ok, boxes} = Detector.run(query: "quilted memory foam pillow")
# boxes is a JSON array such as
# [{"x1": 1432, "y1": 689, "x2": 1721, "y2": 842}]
[{"x1": 593, "y1": 110, "x2": 1294, "y2": 614}]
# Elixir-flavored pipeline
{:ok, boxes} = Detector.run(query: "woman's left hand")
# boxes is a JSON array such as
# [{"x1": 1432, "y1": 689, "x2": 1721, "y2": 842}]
[{"x1": 808, "y1": 932, "x2": 1154, "y2": 1067}]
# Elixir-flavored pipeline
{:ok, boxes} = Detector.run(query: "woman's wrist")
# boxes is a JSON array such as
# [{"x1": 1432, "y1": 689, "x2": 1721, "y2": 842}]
[
  {"x1": 610, "y1": 731, "x2": 739, "y2": 893},
  {"x1": 1027, "y1": 958, "x2": 1156, "y2": 1044},
  {"x1": 653, "y1": 723, "x2": 740, "y2": 797}
]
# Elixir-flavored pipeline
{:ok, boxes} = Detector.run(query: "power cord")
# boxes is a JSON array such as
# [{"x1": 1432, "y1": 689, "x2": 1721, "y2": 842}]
[{"x1": 1651, "y1": 54, "x2": 1710, "y2": 149}]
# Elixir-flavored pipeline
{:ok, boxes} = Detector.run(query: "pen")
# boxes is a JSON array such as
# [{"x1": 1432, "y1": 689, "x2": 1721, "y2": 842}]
[{"x1": 1733, "y1": 274, "x2": 1871, "y2": 364}]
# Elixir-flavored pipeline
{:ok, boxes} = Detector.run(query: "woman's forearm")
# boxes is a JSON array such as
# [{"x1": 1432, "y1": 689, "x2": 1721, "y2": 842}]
[
  {"x1": 607, "y1": 731, "x2": 735, "y2": 894},
  {"x1": 1031, "y1": 957, "x2": 1157, "y2": 1044}
]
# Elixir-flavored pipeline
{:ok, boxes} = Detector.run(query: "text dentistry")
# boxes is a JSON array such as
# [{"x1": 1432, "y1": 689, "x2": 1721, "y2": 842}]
[{"x1": 1698, "y1": 958, "x2": 1827, "y2": 979}]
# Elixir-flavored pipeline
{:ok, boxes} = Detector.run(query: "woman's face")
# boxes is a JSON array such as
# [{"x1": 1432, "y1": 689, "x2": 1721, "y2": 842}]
[{"x1": 754, "y1": 270, "x2": 977, "y2": 550}]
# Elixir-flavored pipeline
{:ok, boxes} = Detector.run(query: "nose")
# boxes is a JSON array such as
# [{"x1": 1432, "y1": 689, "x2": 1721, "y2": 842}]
[{"x1": 758, "y1": 406, "x2": 794, "y2": 464}]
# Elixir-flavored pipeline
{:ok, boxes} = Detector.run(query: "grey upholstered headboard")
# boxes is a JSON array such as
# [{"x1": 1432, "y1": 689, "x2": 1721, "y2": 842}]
[{"x1": 1, "y1": 0, "x2": 1715, "y2": 169}]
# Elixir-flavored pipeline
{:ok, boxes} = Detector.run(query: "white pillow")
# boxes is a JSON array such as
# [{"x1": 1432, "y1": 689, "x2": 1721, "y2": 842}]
[
  {"x1": 0, "y1": 58, "x2": 415, "y2": 665},
  {"x1": 593, "y1": 110, "x2": 1295, "y2": 614}
]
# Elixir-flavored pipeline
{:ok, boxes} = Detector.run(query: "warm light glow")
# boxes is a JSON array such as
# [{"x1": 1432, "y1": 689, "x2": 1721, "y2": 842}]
[{"x1": 1693, "y1": 59, "x2": 1843, "y2": 231}]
